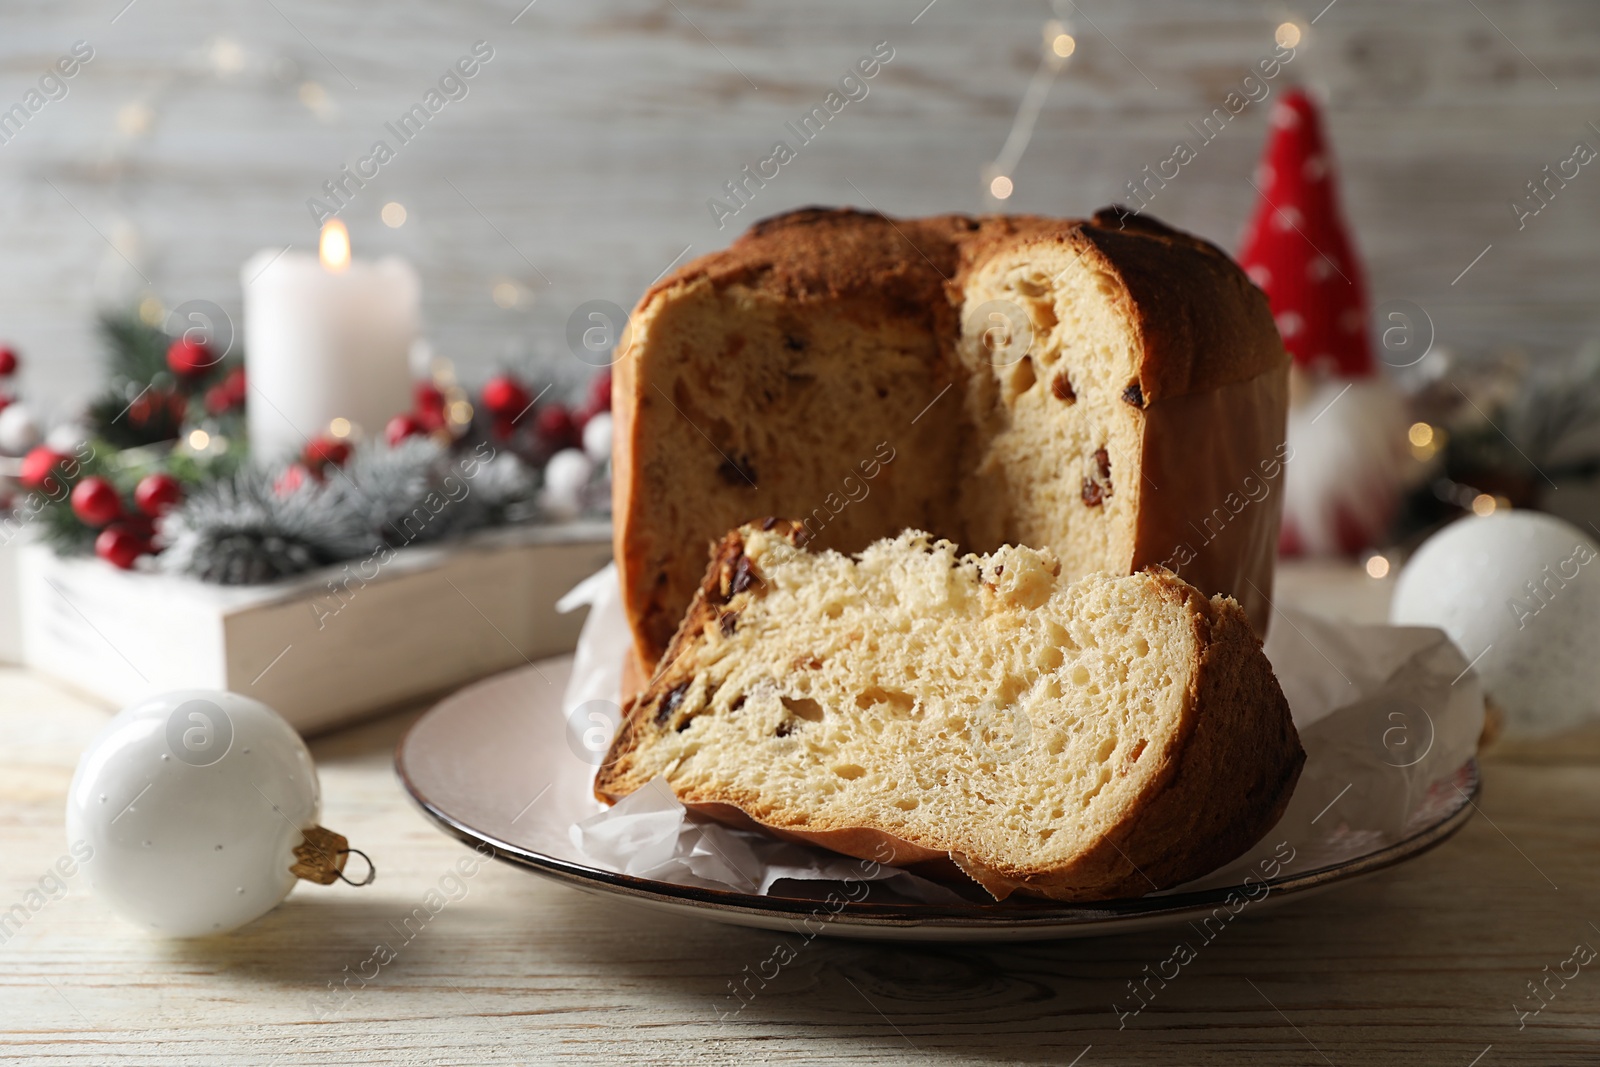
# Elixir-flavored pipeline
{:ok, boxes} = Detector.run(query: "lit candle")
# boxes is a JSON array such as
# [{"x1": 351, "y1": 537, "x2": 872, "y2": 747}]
[{"x1": 240, "y1": 221, "x2": 419, "y2": 463}]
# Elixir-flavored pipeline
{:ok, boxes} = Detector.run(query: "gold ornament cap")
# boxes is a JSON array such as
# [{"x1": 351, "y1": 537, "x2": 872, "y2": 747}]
[{"x1": 291, "y1": 825, "x2": 375, "y2": 886}]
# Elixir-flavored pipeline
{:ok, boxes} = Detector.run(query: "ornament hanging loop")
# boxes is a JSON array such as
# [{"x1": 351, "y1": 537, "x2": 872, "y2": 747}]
[
  {"x1": 291, "y1": 825, "x2": 376, "y2": 888},
  {"x1": 334, "y1": 848, "x2": 376, "y2": 887}
]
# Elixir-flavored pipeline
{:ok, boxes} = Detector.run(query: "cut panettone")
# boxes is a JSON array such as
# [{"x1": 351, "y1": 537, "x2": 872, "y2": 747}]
[
  {"x1": 595, "y1": 521, "x2": 1304, "y2": 903},
  {"x1": 611, "y1": 207, "x2": 1290, "y2": 678}
]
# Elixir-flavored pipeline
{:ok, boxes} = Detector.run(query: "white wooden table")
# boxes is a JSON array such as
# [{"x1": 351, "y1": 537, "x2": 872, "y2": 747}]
[{"x1": 3, "y1": 564, "x2": 1598, "y2": 1065}]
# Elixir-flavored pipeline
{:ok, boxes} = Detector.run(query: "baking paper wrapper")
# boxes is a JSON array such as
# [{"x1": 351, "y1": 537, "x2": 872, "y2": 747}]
[{"x1": 558, "y1": 567, "x2": 1483, "y2": 902}]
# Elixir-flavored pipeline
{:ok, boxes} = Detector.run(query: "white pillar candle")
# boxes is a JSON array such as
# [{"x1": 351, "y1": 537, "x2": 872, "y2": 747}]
[{"x1": 241, "y1": 221, "x2": 419, "y2": 463}]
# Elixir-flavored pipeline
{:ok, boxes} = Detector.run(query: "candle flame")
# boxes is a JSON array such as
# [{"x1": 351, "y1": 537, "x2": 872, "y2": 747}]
[{"x1": 320, "y1": 219, "x2": 351, "y2": 273}]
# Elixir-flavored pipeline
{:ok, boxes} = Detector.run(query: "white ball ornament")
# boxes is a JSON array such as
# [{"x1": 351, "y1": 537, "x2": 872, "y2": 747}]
[
  {"x1": 66, "y1": 690, "x2": 369, "y2": 936},
  {"x1": 582, "y1": 411, "x2": 613, "y2": 463},
  {"x1": 0, "y1": 402, "x2": 42, "y2": 455},
  {"x1": 45, "y1": 421, "x2": 90, "y2": 454},
  {"x1": 1391, "y1": 512, "x2": 1600, "y2": 738},
  {"x1": 544, "y1": 447, "x2": 593, "y2": 496},
  {"x1": 540, "y1": 447, "x2": 593, "y2": 519}
]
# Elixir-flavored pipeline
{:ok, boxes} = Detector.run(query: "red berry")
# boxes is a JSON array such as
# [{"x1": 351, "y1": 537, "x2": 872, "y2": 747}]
[
  {"x1": 19, "y1": 447, "x2": 71, "y2": 495},
  {"x1": 126, "y1": 392, "x2": 154, "y2": 426},
  {"x1": 386, "y1": 413, "x2": 425, "y2": 446},
  {"x1": 166, "y1": 338, "x2": 217, "y2": 378},
  {"x1": 535, "y1": 403, "x2": 576, "y2": 449},
  {"x1": 71, "y1": 477, "x2": 124, "y2": 527},
  {"x1": 134, "y1": 473, "x2": 183, "y2": 517},
  {"x1": 119, "y1": 513, "x2": 156, "y2": 539},
  {"x1": 588, "y1": 370, "x2": 612, "y2": 413},
  {"x1": 0, "y1": 346, "x2": 16, "y2": 376},
  {"x1": 414, "y1": 382, "x2": 446, "y2": 416},
  {"x1": 204, "y1": 367, "x2": 248, "y2": 415},
  {"x1": 481, "y1": 375, "x2": 532, "y2": 419},
  {"x1": 275, "y1": 464, "x2": 311, "y2": 496},
  {"x1": 204, "y1": 385, "x2": 231, "y2": 415},
  {"x1": 302, "y1": 437, "x2": 352, "y2": 473},
  {"x1": 126, "y1": 387, "x2": 186, "y2": 431},
  {"x1": 95, "y1": 525, "x2": 146, "y2": 570}
]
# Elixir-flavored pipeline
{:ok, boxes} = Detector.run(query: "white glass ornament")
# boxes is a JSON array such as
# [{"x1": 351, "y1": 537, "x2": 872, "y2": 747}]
[
  {"x1": 540, "y1": 447, "x2": 592, "y2": 520},
  {"x1": 66, "y1": 690, "x2": 341, "y2": 935},
  {"x1": 45, "y1": 421, "x2": 90, "y2": 454},
  {"x1": 544, "y1": 447, "x2": 593, "y2": 496},
  {"x1": 1391, "y1": 512, "x2": 1600, "y2": 738},
  {"x1": 0, "y1": 402, "x2": 41, "y2": 454},
  {"x1": 581, "y1": 412, "x2": 613, "y2": 463}
]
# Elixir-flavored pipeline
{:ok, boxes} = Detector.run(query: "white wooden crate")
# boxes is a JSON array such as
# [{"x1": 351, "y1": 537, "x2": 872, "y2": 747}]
[
  {"x1": 17, "y1": 521, "x2": 612, "y2": 734},
  {"x1": 0, "y1": 536, "x2": 21, "y2": 665}
]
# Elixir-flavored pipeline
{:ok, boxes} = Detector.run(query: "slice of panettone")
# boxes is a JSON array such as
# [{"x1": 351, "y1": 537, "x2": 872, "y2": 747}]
[{"x1": 596, "y1": 520, "x2": 1303, "y2": 903}]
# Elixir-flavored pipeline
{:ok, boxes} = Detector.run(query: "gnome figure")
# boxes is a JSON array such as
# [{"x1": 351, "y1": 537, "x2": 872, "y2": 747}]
[{"x1": 1238, "y1": 87, "x2": 1406, "y2": 557}]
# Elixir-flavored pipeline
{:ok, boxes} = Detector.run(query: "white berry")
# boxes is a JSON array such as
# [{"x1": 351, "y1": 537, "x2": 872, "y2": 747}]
[
  {"x1": 582, "y1": 412, "x2": 613, "y2": 463},
  {"x1": 544, "y1": 447, "x2": 593, "y2": 497},
  {"x1": 0, "y1": 403, "x2": 42, "y2": 454}
]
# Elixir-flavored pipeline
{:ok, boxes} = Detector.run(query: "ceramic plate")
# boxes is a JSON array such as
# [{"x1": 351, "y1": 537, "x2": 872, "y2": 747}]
[{"x1": 396, "y1": 657, "x2": 1478, "y2": 942}]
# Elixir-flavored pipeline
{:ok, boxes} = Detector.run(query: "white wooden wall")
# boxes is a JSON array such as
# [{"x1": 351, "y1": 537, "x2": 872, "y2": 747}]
[{"x1": 1, "y1": 0, "x2": 1597, "y2": 418}]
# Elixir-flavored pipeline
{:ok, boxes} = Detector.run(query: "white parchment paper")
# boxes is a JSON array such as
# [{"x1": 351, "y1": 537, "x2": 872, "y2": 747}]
[{"x1": 557, "y1": 568, "x2": 1483, "y2": 901}]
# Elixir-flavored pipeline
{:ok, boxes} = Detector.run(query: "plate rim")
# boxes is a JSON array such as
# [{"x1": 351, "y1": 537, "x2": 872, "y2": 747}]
[{"x1": 395, "y1": 665, "x2": 1480, "y2": 933}]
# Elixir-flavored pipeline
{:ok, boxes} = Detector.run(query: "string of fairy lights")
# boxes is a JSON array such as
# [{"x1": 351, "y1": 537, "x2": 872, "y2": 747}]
[
  {"x1": 979, "y1": 7, "x2": 1313, "y2": 210},
  {"x1": 980, "y1": 13, "x2": 1077, "y2": 210},
  {"x1": 97, "y1": 15, "x2": 1321, "y2": 314}
]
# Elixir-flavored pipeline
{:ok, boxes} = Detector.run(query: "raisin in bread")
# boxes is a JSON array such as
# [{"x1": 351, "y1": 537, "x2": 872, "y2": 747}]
[
  {"x1": 595, "y1": 521, "x2": 1304, "y2": 903},
  {"x1": 612, "y1": 207, "x2": 1289, "y2": 677}
]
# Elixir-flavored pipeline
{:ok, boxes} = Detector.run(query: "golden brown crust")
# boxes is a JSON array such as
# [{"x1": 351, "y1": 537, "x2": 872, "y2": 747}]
[
  {"x1": 637, "y1": 206, "x2": 1283, "y2": 400},
  {"x1": 608, "y1": 309, "x2": 649, "y2": 661},
  {"x1": 597, "y1": 526, "x2": 1304, "y2": 903},
  {"x1": 1129, "y1": 367, "x2": 1290, "y2": 639},
  {"x1": 682, "y1": 799, "x2": 956, "y2": 870},
  {"x1": 1077, "y1": 207, "x2": 1286, "y2": 400},
  {"x1": 640, "y1": 208, "x2": 958, "y2": 316},
  {"x1": 618, "y1": 645, "x2": 647, "y2": 710}
]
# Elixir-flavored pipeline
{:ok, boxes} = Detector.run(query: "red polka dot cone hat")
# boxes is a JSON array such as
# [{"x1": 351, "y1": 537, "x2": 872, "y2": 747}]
[
  {"x1": 1237, "y1": 87, "x2": 1375, "y2": 380},
  {"x1": 1240, "y1": 87, "x2": 1408, "y2": 557}
]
